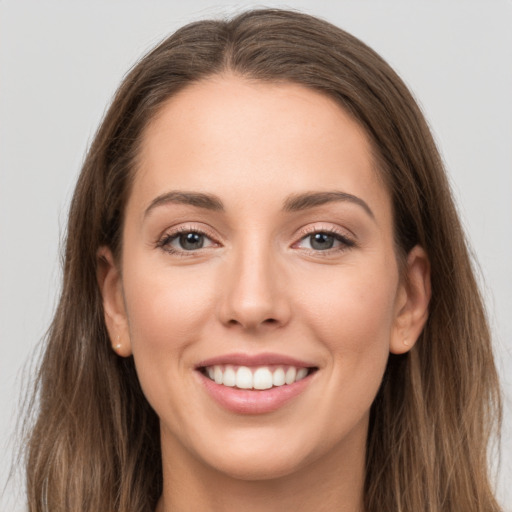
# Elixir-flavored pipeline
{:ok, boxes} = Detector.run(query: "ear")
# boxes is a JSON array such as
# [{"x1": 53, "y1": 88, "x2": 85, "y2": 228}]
[
  {"x1": 97, "y1": 246, "x2": 132, "y2": 357},
  {"x1": 390, "y1": 245, "x2": 431, "y2": 355}
]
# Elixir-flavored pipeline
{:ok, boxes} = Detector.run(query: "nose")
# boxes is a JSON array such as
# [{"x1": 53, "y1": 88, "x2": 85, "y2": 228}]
[{"x1": 217, "y1": 243, "x2": 291, "y2": 332}]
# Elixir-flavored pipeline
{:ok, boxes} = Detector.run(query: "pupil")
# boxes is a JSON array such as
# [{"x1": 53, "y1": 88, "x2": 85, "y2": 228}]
[
  {"x1": 179, "y1": 232, "x2": 204, "y2": 250},
  {"x1": 310, "y1": 233, "x2": 334, "y2": 250}
]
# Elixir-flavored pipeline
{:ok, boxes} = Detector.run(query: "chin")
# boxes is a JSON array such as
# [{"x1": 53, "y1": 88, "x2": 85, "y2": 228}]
[
  {"x1": 207, "y1": 449, "x2": 311, "y2": 482},
  {"x1": 189, "y1": 425, "x2": 332, "y2": 482}
]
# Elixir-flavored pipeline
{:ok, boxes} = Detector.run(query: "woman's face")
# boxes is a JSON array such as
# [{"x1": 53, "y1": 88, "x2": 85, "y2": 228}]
[{"x1": 101, "y1": 75, "x2": 429, "y2": 481}]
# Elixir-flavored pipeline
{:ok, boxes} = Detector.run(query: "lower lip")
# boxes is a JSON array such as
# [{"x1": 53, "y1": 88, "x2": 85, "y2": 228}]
[{"x1": 197, "y1": 371, "x2": 314, "y2": 414}]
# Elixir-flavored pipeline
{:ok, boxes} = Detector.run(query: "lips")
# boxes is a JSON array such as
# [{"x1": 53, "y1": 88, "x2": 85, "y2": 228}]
[{"x1": 196, "y1": 353, "x2": 318, "y2": 414}]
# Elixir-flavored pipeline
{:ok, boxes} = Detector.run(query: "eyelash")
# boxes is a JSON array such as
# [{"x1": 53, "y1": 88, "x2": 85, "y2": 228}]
[
  {"x1": 293, "y1": 226, "x2": 356, "y2": 255},
  {"x1": 155, "y1": 225, "x2": 356, "y2": 257},
  {"x1": 155, "y1": 226, "x2": 219, "y2": 257}
]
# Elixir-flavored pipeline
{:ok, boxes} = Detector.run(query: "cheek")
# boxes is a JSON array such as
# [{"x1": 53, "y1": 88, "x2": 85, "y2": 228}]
[
  {"x1": 295, "y1": 259, "x2": 398, "y2": 386},
  {"x1": 124, "y1": 263, "x2": 215, "y2": 346},
  {"x1": 300, "y1": 258, "x2": 397, "y2": 337},
  {"x1": 121, "y1": 261, "x2": 220, "y2": 412},
  {"x1": 121, "y1": 262, "x2": 220, "y2": 418}
]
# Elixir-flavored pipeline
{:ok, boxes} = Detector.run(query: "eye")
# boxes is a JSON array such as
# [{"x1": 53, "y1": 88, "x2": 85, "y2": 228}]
[
  {"x1": 174, "y1": 232, "x2": 207, "y2": 251},
  {"x1": 157, "y1": 229, "x2": 217, "y2": 254},
  {"x1": 295, "y1": 230, "x2": 354, "y2": 252}
]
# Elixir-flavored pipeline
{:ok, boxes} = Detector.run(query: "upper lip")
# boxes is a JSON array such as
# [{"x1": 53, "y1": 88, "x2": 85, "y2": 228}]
[{"x1": 196, "y1": 352, "x2": 317, "y2": 369}]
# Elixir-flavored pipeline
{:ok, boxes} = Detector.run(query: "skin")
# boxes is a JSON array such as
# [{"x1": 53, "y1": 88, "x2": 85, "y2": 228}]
[{"x1": 98, "y1": 75, "x2": 430, "y2": 512}]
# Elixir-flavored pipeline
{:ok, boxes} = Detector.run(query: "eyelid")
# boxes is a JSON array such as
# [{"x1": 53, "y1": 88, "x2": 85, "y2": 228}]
[
  {"x1": 291, "y1": 224, "x2": 356, "y2": 252},
  {"x1": 155, "y1": 223, "x2": 221, "y2": 255}
]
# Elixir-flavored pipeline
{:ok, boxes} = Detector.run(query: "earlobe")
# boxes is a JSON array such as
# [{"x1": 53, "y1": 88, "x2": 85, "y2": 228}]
[
  {"x1": 390, "y1": 245, "x2": 431, "y2": 355},
  {"x1": 97, "y1": 246, "x2": 132, "y2": 357}
]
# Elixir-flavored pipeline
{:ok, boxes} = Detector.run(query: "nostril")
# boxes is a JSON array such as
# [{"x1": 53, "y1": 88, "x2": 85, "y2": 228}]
[{"x1": 226, "y1": 317, "x2": 279, "y2": 328}]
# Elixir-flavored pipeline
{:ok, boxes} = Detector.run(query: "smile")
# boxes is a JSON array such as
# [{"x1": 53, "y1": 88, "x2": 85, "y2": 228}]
[
  {"x1": 196, "y1": 354, "x2": 318, "y2": 414},
  {"x1": 202, "y1": 364, "x2": 312, "y2": 390}
]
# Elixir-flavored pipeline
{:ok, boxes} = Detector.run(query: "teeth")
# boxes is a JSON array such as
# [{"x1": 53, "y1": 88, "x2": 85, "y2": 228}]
[
  {"x1": 253, "y1": 367, "x2": 273, "y2": 390},
  {"x1": 296, "y1": 368, "x2": 308, "y2": 380},
  {"x1": 204, "y1": 364, "x2": 311, "y2": 389},
  {"x1": 236, "y1": 366, "x2": 253, "y2": 389},
  {"x1": 223, "y1": 365, "x2": 236, "y2": 387},
  {"x1": 214, "y1": 366, "x2": 223, "y2": 385},
  {"x1": 272, "y1": 367, "x2": 285, "y2": 386},
  {"x1": 285, "y1": 367, "x2": 296, "y2": 385}
]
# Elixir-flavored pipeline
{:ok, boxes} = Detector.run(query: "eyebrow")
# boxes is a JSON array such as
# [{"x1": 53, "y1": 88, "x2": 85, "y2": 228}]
[
  {"x1": 144, "y1": 191, "x2": 224, "y2": 218},
  {"x1": 144, "y1": 189, "x2": 374, "y2": 219},
  {"x1": 283, "y1": 191, "x2": 375, "y2": 219}
]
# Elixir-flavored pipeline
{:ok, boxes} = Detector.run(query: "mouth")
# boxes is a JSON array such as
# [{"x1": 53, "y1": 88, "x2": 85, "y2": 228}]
[
  {"x1": 195, "y1": 354, "x2": 318, "y2": 414},
  {"x1": 199, "y1": 364, "x2": 316, "y2": 390}
]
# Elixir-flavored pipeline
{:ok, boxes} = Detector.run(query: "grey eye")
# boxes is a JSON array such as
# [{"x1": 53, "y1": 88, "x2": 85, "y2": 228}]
[
  {"x1": 309, "y1": 233, "x2": 335, "y2": 250},
  {"x1": 295, "y1": 230, "x2": 354, "y2": 252},
  {"x1": 177, "y1": 232, "x2": 205, "y2": 250}
]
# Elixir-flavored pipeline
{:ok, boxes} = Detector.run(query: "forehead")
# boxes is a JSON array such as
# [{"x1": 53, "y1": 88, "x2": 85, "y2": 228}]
[{"x1": 131, "y1": 75, "x2": 390, "y2": 222}]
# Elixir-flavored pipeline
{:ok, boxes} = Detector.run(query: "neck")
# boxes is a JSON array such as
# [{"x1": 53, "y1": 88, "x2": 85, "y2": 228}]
[{"x1": 156, "y1": 423, "x2": 366, "y2": 512}]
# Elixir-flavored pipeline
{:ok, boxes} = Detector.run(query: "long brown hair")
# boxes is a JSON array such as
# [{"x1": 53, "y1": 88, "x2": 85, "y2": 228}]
[{"x1": 24, "y1": 9, "x2": 502, "y2": 512}]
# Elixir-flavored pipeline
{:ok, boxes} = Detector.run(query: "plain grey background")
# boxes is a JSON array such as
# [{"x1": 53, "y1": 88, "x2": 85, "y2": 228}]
[{"x1": 1, "y1": 1, "x2": 511, "y2": 510}]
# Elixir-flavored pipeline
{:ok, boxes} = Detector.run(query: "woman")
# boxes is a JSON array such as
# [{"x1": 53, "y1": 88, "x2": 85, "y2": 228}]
[{"x1": 24, "y1": 8, "x2": 502, "y2": 512}]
